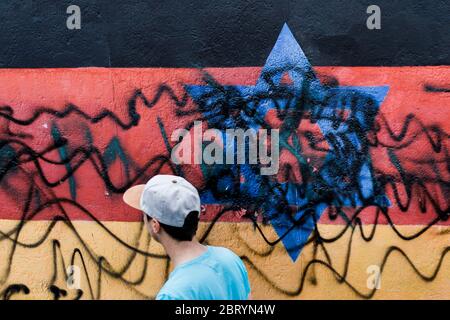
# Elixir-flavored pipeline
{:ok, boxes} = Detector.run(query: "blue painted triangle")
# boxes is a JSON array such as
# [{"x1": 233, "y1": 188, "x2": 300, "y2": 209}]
[{"x1": 269, "y1": 183, "x2": 325, "y2": 261}]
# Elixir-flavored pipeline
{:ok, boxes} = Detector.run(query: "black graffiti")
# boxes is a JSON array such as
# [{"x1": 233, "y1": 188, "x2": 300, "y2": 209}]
[
  {"x1": 0, "y1": 70, "x2": 447, "y2": 299},
  {"x1": 1, "y1": 284, "x2": 29, "y2": 300},
  {"x1": 423, "y1": 84, "x2": 450, "y2": 93}
]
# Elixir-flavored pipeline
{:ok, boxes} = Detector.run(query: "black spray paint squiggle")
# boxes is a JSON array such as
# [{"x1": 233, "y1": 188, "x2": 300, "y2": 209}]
[{"x1": 0, "y1": 70, "x2": 448, "y2": 299}]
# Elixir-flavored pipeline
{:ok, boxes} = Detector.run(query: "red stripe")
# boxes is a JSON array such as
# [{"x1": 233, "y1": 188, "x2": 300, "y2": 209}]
[{"x1": 0, "y1": 67, "x2": 448, "y2": 225}]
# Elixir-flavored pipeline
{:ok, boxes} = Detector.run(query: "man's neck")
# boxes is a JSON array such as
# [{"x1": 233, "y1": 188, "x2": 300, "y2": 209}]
[{"x1": 162, "y1": 239, "x2": 208, "y2": 268}]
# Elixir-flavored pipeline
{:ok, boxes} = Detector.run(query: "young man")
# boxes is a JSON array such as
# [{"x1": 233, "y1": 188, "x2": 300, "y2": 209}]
[{"x1": 123, "y1": 174, "x2": 252, "y2": 300}]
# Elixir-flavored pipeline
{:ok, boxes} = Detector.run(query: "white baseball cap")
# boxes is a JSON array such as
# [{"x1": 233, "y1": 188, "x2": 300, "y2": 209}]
[{"x1": 123, "y1": 175, "x2": 201, "y2": 227}]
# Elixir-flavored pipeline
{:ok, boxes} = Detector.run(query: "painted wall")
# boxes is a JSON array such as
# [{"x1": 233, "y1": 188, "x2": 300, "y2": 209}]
[{"x1": 0, "y1": 2, "x2": 448, "y2": 300}]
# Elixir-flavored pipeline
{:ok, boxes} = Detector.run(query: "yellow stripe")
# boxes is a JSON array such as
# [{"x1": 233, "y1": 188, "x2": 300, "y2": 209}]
[{"x1": 0, "y1": 220, "x2": 448, "y2": 299}]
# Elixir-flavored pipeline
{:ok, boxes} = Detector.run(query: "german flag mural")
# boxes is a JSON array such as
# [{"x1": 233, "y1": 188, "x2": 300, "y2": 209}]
[{"x1": 0, "y1": 1, "x2": 448, "y2": 299}]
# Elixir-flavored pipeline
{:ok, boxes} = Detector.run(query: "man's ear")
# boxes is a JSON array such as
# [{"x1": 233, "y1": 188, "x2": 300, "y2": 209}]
[{"x1": 151, "y1": 219, "x2": 161, "y2": 234}]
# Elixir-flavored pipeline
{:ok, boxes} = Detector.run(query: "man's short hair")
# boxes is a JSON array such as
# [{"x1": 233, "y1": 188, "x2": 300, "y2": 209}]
[{"x1": 156, "y1": 211, "x2": 199, "y2": 241}]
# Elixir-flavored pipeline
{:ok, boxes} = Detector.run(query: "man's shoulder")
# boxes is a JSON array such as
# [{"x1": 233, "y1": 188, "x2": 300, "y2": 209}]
[
  {"x1": 209, "y1": 245, "x2": 240, "y2": 260},
  {"x1": 210, "y1": 246, "x2": 246, "y2": 268},
  {"x1": 157, "y1": 246, "x2": 250, "y2": 300}
]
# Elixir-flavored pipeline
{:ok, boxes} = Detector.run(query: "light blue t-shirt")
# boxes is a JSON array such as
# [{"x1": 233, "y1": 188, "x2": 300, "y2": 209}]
[{"x1": 156, "y1": 246, "x2": 251, "y2": 300}]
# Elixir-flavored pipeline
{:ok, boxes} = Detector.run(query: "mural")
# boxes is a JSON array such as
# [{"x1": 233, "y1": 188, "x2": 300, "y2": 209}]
[{"x1": 0, "y1": 24, "x2": 448, "y2": 299}]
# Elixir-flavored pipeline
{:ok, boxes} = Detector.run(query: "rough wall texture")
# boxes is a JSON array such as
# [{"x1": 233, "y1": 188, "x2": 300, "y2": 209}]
[
  {"x1": 0, "y1": 2, "x2": 449, "y2": 300},
  {"x1": 1, "y1": 0, "x2": 450, "y2": 67}
]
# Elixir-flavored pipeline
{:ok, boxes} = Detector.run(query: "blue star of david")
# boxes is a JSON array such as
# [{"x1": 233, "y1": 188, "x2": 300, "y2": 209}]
[{"x1": 186, "y1": 23, "x2": 390, "y2": 261}]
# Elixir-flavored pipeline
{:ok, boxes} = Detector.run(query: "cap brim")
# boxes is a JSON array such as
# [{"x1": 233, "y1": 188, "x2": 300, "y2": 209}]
[{"x1": 123, "y1": 184, "x2": 145, "y2": 210}]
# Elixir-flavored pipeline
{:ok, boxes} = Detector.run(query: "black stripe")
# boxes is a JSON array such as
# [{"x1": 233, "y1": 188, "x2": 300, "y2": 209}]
[{"x1": 0, "y1": 0, "x2": 448, "y2": 68}]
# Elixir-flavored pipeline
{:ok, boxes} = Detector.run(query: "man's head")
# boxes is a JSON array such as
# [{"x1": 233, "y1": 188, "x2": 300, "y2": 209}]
[{"x1": 123, "y1": 175, "x2": 201, "y2": 242}]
